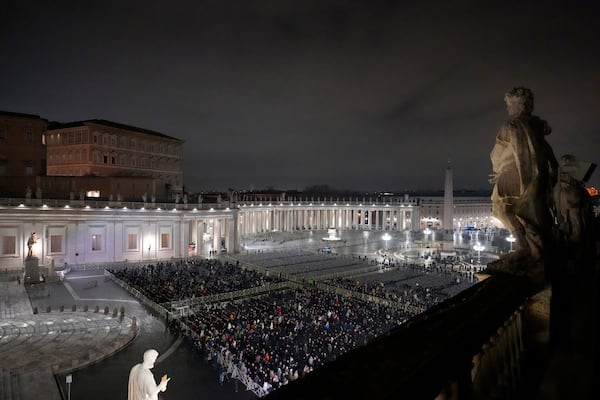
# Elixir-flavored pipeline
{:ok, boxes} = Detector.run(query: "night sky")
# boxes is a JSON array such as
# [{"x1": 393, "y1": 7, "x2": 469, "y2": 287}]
[{"x1": 2, "y1": 0, "x2": 599, "y2": 193}]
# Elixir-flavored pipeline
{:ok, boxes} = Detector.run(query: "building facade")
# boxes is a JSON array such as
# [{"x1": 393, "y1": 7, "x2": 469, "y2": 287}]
[
  {"x1": 0, "y1": 111, "x2": 48, "y2": 197},
  {"x1": 419, "y1": 196, "x2": 494, "y2": 230},
  {"x1": 0, "y1": 192, "x2": 498, "y2": 272},
  {"x1": 0, "y1": 198, "x2": 237, "y2": 272},
  {"x1": 46, "y1": 119, "x2": 184, "y2": 200}
]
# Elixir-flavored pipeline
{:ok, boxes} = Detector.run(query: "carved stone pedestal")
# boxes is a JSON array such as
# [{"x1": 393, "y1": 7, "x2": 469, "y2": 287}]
[
  {"x1": 524, "y1": 285, "x2": 551, "y2": 348},
  {"x1": 24, "y1": 256, "x2": 41, "y2": 284}
]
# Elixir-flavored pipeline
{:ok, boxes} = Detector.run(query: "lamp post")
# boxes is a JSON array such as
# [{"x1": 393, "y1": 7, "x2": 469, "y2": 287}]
[
  {"x1": 423, "y1": 227, "x2": 432, "y2": 240},
  {"x1": 473, "y1": 242, "x2": 485, "y2": 266},
  {"x1": 382, "y1": 233, "x2": 391, "y2": 250},
  {"x1": 506, "y1": 234, "x2": 516, "y2": 252},
  {"x1": 66, "y1": 374, "x2": 72, "y2": 400}
]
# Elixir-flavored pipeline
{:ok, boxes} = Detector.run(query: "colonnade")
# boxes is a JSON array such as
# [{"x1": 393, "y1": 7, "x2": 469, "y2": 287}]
[
  {"x1": 237, "y1": 202, "x2": 419, "y2": 235},
  {"x1": 188, "y1": 213, "x2": 238, "y2": 256}
]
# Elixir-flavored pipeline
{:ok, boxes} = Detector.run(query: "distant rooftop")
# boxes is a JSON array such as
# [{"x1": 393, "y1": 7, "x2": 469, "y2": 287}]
[
  {"x1": 47, "y1": 119, "x2": 183, "y2": 142},
  {"x1": 0, "y1": 110, "x2": 47, "y2": 120}
]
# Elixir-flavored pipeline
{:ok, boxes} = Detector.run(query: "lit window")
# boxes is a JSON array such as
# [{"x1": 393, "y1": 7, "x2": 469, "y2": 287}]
[{"x1": 91, "y1": 235, "x2": 102, "y2": 251}]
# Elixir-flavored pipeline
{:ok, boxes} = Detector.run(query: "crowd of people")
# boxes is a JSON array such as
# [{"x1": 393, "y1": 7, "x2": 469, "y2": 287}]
[
  {"x1": 110, "y1": 250, "x2": 477, "y2": 396},
  {"x1": 179, "y1": 287, "x2": 409, "y2": 394},
  {"x1": 108, "y1": 258, "x2": 283, "y2": 304}
]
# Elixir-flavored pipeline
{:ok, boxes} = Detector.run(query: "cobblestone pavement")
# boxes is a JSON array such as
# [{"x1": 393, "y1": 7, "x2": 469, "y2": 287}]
[
  {"x1": 0, "y1": 281, "x2": 136, "y2": 400},
  {"x1": 0, "y1": 270, "x2": 256, "y2": 400}
]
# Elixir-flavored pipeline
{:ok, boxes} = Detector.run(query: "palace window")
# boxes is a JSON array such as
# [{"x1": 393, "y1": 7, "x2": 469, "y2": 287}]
[
  {"x1": 128, "y1": 234, "x2": 138, "y2": 250},
  {"x1": 25, "y1": 124, "x2": 33, "y2": 143},
  {"x1": 24, "y1": 161, "x2": 34, "y2": 176},
  {"x1": 160, "y1": 233, "x2": 170, "y2": 249},
  {"x1": 91, "y1": 234, "x2": 102, "y2": 251},
  {"x1": 50, "y1": 235, "x2": 62, "y2": 253},
  {"x1": 2, "y1": 236, "x2": 16, "y2": 255}
]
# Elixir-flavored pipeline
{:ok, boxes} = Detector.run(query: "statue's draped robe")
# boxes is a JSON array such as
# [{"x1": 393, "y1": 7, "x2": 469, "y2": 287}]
[
  {"x1": 128, "y1": 364, "x2": 160, "y2": 400},
  {"x1": 490, "y1": 115, "x2": 558, "y2": 260}
]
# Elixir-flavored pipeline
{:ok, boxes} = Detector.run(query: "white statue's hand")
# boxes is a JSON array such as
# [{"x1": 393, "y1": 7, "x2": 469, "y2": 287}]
[{"x1": 158, "y1": 376, "x2": 170, "y2": 392}]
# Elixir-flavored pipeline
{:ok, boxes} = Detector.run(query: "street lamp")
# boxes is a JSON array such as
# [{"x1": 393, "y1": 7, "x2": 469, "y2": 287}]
[
  {"x1": 382, "y1": 233, "x2": 391, "y2": 250},
  {"x1": 66, "y1": 374, "x2": 72, "y2": 400},
  {"x1": 473, "y1": 242, "x2": 485, "y2": 265},
  {"x1": 423, "y1": 227, "x2": 432, "y2": 240},
  {"x1": 506, "y1": 234, "x2": 516, "y2": 252}
]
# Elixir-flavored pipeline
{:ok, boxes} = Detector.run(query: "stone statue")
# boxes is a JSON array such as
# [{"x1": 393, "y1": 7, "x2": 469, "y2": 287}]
[
  {"x1": 27, "y1": 232, "x2": 38, "y2": 258},
  {"x1": 128, "y1": 349, "x2": 170, "y2": 400},
  {"x1": 488, "y1": 87, "x2": 559, "y2": 280},
  {"x1": 553, "y1": 154, "x2": 594, "y2": 254}
]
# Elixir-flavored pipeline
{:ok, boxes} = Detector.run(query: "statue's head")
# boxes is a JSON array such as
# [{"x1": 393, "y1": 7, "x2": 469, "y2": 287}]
[
  {"x1": 142, "y1": 349, "x2": 159, "y2": 369},
  {"x1": 560, "y1": 154, "x2": 576, "y2": 164},
  {"x1": 504, "y1": 87, "x2": 534, "y2": 116}
]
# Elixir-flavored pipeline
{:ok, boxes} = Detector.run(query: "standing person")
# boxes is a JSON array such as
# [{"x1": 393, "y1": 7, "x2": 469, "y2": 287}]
[
  {"x1": 128, "y1": 349, "x2": 170, "y2": 400},
  {"x1": 219, "y1": 368, "x2": 225, "y2": 387},
  {"x1": 488, "y1": 87, "x2": 559, "y2": 282}
]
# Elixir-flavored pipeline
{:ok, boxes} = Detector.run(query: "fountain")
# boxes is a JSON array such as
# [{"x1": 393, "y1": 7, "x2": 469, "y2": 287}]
[{"x1": 322, "y1": 228, "x2": 342, "y2": 242}]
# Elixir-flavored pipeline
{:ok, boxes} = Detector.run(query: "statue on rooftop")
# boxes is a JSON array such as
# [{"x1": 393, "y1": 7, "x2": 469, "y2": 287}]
[
  {"x1": 128, "y1": 349, "x2": 170, "y2": 400},
  {"x1": 553, "y1": 154, "x2": 595, "y2": 260},
  {"x1": 487, "y1": 87, "x2": 559, "y2": 282}
]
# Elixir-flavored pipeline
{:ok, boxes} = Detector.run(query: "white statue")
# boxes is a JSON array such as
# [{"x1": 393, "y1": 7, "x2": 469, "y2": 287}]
[
  {"x1": 27, "y1": 232, "x2": 38, "y2": 258},
  {"x1": 128, "y1": 349, "x2": 170, "y2": 400}
]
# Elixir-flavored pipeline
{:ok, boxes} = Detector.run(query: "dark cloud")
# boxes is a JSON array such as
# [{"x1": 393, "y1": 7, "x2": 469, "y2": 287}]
[{"x1": 1, "y1": 0, "x2": 599, "y2": 192}]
